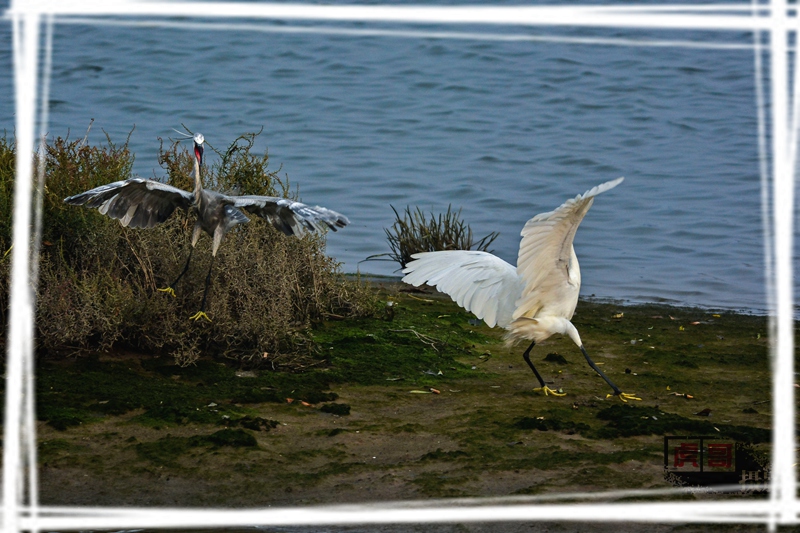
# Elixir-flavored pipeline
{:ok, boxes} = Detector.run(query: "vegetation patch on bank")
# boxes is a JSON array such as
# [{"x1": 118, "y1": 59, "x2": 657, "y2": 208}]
[
  {"x1": 0, "y1": 129, "x2": 376, "y2": 368},
  {"x1": 35, "y1": 285, "x2": 773, "y2": 506}
]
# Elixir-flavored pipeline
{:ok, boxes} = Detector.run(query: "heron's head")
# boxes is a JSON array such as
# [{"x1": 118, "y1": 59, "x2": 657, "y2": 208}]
[{"x1": 193, "y1": 133, "x2": 204, "y2": 166}]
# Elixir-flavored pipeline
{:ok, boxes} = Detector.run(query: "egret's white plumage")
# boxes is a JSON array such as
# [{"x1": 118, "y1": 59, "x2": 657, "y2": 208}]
[
  {"x1": 403, "y1": 177, "x2": 638, "y2": 400},
  {"x1": 401, "y1": 250, "x2": 524, "y2": 329}
]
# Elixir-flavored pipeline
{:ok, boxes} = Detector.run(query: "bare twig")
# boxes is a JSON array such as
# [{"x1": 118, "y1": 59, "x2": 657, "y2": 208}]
[{"x1": 389, "y1": 328, "x2": 442, "y2": 352}]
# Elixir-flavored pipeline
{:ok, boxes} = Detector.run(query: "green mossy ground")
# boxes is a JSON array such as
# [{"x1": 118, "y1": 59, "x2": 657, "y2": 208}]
[{"x1": 37, "y1": 282, "x2": 773, "y2": 507}]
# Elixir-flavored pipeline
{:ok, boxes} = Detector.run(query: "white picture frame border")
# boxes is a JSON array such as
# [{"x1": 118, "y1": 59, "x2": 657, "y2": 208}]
[{"x1": 4, "y1": 2, "x2": 794, "y2": 531}]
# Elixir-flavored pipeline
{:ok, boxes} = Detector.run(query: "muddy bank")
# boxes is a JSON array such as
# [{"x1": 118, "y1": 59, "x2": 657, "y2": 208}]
[{"x1": 37, "y1": 285, "x2": 772, "y2": 508}]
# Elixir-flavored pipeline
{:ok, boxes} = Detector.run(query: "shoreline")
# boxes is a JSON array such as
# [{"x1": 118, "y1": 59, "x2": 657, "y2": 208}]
[
  {"x1": 350, "y1": 272, "x2": 773, "y2": 317},
  {"x1": 36, "y1": 286, "x2": 771, "y2": 508}
]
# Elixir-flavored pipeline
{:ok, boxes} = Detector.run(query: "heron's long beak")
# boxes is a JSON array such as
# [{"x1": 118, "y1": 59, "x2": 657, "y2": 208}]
[{"x1": 194, "y1": 142, "x2": 204, "y2": 167}]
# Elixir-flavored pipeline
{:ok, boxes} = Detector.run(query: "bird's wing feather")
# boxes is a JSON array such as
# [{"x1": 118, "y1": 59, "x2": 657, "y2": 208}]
[
  {"x1": 515, "y1": 177, "x2": 623, "y2": 319},
  {"x1": 63, "y1": 178, "x2": 193, "y2": 229},
  {"x1": 402, "y1": 250, "x2": 524, "y2": 328},
  {"x1": 232, "y1": 196, "x2": 349, "y2": 236}
]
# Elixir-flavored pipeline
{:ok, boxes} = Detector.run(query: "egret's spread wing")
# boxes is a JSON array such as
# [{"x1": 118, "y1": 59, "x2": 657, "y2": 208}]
[
  {"x1": 64, "y1": 178, "x2": 193, "y2": 229},
  {"x1": 232, "y1": 196, "x2": 349, "y2": 236},
  {"x1": 515, "y1": 177, "x2": 624, "y2": 318},
  {"x1": 402, "y1": 250, "x2": 524, "y2": 328}
]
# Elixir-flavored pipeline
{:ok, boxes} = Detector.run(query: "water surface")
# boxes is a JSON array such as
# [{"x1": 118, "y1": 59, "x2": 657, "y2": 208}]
[{"x1": 0, "y1": 11, "x2": 767, "y2": 312}]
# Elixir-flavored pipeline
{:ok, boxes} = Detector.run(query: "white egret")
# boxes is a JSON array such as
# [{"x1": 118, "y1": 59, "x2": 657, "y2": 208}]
[{"x1": 402, "y1": 177, "x2": 639, "y2": 401}]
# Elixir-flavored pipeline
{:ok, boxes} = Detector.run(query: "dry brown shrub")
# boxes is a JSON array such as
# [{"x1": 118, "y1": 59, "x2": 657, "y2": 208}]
[{"x1": 0, "y1": 128, "x2": 376, "y2": 367}]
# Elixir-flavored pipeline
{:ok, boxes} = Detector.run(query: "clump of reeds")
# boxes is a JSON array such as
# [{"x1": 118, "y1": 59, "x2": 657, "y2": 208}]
[
  {"x1": 381, "y1": 205, "x2": 499, "y2": 269},
  {"x1": 0, "y1": 128, "x2": 376, "y2": 368}
]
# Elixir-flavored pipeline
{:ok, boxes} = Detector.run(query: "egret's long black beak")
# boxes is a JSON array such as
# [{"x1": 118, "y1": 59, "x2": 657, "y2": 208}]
[{"x1": 579, "y1": 345, "x2": 621, "y2": 396}]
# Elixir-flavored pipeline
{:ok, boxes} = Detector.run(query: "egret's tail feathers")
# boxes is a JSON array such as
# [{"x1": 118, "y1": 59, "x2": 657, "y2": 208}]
[
  {"x1": 504, "y1": 316, "x2": 540, "y2": 347},
  {"x1": 506, "y1": 315, "x2": 579, "y2": 347}
]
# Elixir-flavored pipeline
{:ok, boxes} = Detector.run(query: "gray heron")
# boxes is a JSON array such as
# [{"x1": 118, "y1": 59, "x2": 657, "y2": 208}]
[
  {"x1": 64, "y1": 132, "x2": 349, "y2": 322},
  {"x1": 402, "y1": 178, "x2": 639, "y2": 401}
]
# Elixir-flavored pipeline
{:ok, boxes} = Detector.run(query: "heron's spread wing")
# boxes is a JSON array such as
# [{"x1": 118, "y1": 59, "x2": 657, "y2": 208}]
[
  {"x1": 515, "y1": 177, "x2": 624, "y2": 319},
  {"x1": 63, "y1": 178, "x2": 193, "y2": 229},
  {"x1": 232, "y1": 196, "x2": 349, "y2": 236},
  {"x1": 402, "y1": 250, "x2": 524, "y2": 328}
]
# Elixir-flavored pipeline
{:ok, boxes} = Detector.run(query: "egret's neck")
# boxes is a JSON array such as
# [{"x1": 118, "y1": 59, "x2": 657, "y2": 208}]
[{"x1": 563, "y1": 320, "x2": 583, "y2": 348}]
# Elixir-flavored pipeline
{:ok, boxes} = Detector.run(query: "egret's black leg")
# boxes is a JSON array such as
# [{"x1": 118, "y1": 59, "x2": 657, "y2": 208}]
[
  {"x1": 522, "y1": 340, "x2": 565, "y2": 397},
  {"x1": 522, "y1": 341, "x2": 545, "y2": 387},
  {"x1": 579, "y1": 345, "x2": 640, "y2": 402},
  {"x1": 158, "y1": 247, "x2": 194, "y2": 297},
  {"x1": 190, "y1": 256, "x2": 214, "y2": 322}
]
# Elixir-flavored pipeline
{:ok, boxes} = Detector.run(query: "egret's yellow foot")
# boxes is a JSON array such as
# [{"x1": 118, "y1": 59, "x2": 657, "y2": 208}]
[
  {"x1": 157, "y1": 287, "x2": 177, "y2": 298},
  {"x1": 534, "y1": 385, "x2": 566, "y2": 397},
  {"x1": 189, "y1": 311, "x2": 212, "y2": 322},
  {"x1": 607, "y1": 392, "x2": 642, "y2": 402}
]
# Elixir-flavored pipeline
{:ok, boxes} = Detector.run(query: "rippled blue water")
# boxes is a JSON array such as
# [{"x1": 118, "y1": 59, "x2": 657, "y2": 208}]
[{"x1": 0, "y1": 12, "x2": 767, "y2": 312}]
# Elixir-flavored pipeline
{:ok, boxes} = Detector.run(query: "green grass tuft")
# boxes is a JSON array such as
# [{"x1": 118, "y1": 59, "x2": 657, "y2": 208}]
[{"x1": 372, "y1": 204, "x2": 499, "y2": 269}]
